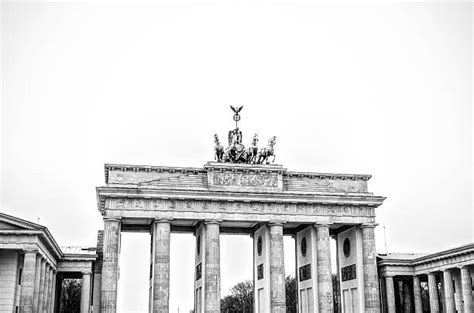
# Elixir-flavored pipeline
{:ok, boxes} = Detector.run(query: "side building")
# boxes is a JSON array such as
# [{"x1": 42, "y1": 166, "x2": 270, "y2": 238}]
[{"x1": 0, "y1": 213, "x2": 99, "y2": 313}]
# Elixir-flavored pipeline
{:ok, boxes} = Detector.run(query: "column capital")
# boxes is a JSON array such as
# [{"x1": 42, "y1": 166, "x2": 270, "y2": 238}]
[
  {"x1": 103, "y1": 217, "x2": 122, "y2": 222},
  {"x1": 268, "y1": 220, "x2": 286, "y2": 227},
  {"x1": 153, "y1": 218, "x2": 172, "y2": 224},
  {"x1": 314, "y1": 222, "x2": 332, "y2": 228},
  {"x1": 23, "y1": 248, "x2": 39, "y2": 254},
  {"x1": 204, "y1": 219, "x2": 222, "y2": 225},
  {"x1": 81, "y1": 270, "x2": 92, "y2": 276},
  {"x1": 360, "y1": 223, "x2": 378, "y2": 228}
]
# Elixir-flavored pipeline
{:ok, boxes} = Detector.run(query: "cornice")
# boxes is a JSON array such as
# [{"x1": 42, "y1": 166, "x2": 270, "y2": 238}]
[{"x1": 96, "y1": 186, "x2": 385, "y2": 209}]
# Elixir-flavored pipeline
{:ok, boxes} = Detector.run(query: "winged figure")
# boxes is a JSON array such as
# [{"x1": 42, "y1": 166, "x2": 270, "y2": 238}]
[{"x1": 230, "y1": 105, "x2": 243, "y2": 114}]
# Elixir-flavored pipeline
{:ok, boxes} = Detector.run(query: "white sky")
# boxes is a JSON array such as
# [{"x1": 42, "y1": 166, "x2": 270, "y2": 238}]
[{"x1": 1, "y1": 1, "x2": 472, "y2": 312}]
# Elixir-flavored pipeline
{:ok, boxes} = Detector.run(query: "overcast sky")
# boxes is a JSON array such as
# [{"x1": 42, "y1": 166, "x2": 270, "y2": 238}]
[{"x1": 1, "y1": 1, "x2": 472, "y2": 312}]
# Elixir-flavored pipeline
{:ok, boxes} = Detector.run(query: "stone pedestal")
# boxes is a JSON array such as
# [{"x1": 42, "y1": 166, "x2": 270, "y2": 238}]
[
  {"x1": 428, "y1": 272, "x2": 440, "y2": 313},
  {"x1": 413, "y1": 276, "x2": 423, "y2": 313},
  {"x1": 460, "y1": 266, "x2": 473, "y2": 313},
  {"x1": 151, "y1": 219, "x2": 171, "y2": 313},
  {"x1": 100, "y1": 218, "x2": 121, "y2": 313},
  {"x1": 361, "y1": 225, "x2": 380, "y2": 313},
  {"x1": 20, "y1": 250, "x2": 37, "y2": 313},
  {"x1": 385, "y1": 276, "x2": 395, "y2": 313},
  {"x1": 315, "y1": 223, "x2": 334, "y2": 312},
  {"x1": 269, "y1": 222, "x2": 286, "y2": 313},
  {"x1": 204, "y1": 220, "x2": 221, "y2": 313},
  {"x1": 81, "y1": 271, "x2": 92, "y2": 313},
  {"x1": 443, "y1": 270, "x2": 455, "y2": 313}
]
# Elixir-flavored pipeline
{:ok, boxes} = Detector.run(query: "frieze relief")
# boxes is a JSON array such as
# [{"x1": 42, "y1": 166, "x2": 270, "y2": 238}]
[
  {"x1": 109, "y1": 198, "x2": 375, "y2": 217},
  {"x1": 212, "y1": 172, "x2": 278, "y2": 187}
]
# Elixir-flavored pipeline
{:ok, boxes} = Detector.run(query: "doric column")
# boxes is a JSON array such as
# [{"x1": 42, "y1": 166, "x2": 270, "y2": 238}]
[
  {"x1": 269, "y1": 221, "x2": 286, "y2": 313},
  {"x1": 81, "y1": 271, "x2": 92, "y2": 313},
  {"x1": 428, "y1": 272, "x2": 440, "y2": 313},
  {"x1": 361, "y1": 224, "x2": 381, "y2": 313},
  {"x1": 460, "y1": 266, "x2": 472, "y2": 313},
  {"x1": 50, "y1": 270, "x2": 57, "y2": 313},
  {"x1": 413, "y1": 275, "x2": 423, "y2": 313},
  {"x1": 33, "y1": 255, "x2": 42, "y2": 312},
  {"x1": 315, "y1": 223, "x2": 333, "y2": 312},
  {"x1": 36, "y1": 258, "x2": 46, "y2": 311},
  {"x1": 204, "y1": 220, "x2": 221, "y2": 313},
  {"x1": 19, "y1": 249, "x2": 38, "y2": 313},
  {"x1": 443, "y1": 269, "x2": 455, "y2": 313},
  {"x1": 151, "y1": 219, "x2": 171, "y2": 313},
  {"x1": 39, "y1": 263, "x2": 49, "y2": 313},
  {"x1": 44, "y1": 266, "x2": 53, "y2": 313},
  {"x1": 385, "y1": 276, "x2": 396, "y2": 313},
  {"x1": 100, "y1": 217, "x2": 121, "y2": 313}
]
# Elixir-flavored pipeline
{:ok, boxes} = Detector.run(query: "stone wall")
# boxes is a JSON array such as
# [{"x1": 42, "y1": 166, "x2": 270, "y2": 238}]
[{"x1": 0, "y1": 250, "x2": 21, "y2": 312}]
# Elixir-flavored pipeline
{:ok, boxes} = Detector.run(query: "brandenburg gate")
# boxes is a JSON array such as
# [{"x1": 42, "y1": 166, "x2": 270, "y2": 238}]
[{"x1": 95, "y1": 107, "x2": 386, "y2": 312}]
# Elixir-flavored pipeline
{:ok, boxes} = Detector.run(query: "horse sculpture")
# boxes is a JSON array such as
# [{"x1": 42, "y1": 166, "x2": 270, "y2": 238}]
[
  {"x1": 214, "y1": 134, "x2": 225, "y2": 162},
  {"x1": 247, "y1": 134, "x2": 259, "y2": 164},
  {"x1": 257, "y1": 136, "x2": 277, "y2": 164}
]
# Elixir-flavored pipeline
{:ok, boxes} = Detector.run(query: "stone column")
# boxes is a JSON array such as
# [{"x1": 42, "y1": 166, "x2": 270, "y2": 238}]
[
  {"x1": 385, "y1": 276, "x2": 396, "y2": 313},
  {"x1": 50, "y1": 270, "x2": 57, "y2": 313},
  {"x1": 20, "y1": 249, "x2": 38, "y2": 313},
  {"x1": 100, "y1": 217, "x2": 121, "y2": 313},
  {"x1": 36, "y1": 258, "x2": 46, "y2": 311},
  {"x1": 38, "y1": 263, "x2": 49, "y2": 313},
  {"x1": 413, "y1": 275, "x2": 423, "y2": 313},
  {"x1": 151, "y1": 219, "x2": 171, "y2": 313},
  {"x1": 204, "y1": 220, "x2": 221, "y2": 313},
  {"x1": 460, "y1": 266, "x2": 473, "y2": 313},
  {"x1": 361, "y1": 224, "x2": 381, "y2": 313},
  {"x1": 428, "y1": 272, "x2": 440, "y2": 313},
  {"x1": 81, "y1": 271, "x2": 92, "y2": 313},
  {"x1": 269, "y1": 222, "x2": 286, "y2": 313},
  {"x1": 315, "y1": 223, "x2": 333, "y2": 312},
  {"x1": 33, "y1": 255, "x2": 42, "y2": 312},
  {"x1": 443, "y1": 269, "x2": 455, "y2": 313},
  {"x1": 44, "y1": 266, "x2": 53, "y2": 313}
]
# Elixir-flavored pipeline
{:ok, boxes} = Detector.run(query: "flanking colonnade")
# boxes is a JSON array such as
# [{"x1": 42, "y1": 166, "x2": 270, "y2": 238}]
[{"x1": 99, "y1": 217, "x2": 382, "y2": 313}]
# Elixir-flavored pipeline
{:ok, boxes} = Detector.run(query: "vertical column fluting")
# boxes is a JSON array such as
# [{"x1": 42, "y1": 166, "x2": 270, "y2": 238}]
[
  {"x1": 100, "y1": 218, "x2": 121, "y2": 313},
  {"x1": 44, "y1": 266, "x2": 53, "y2": 313},
  {"x1": 36, "y1": 259, "x2": 46, "y2": 311},
  {"x1": 361, "y1": 224, "x2": 381, "y2": 313},
  {"x1": 39, "y1": 263, "x2": 49, "y2": 313},
  {"x1": 204, "y1": 220, "x2": 221, "y2": 313},
  {"x1": 81, "y1": 271, "x2": 92, "y2": 313},
  {"x1": 443, "y1": 269, "x2": 455, "y2": 313},
  {"x1": 385, "y1": 276, "x2": 396, "y2": 313},
  {"x1": 460, "y1": 266, "x2": 473, "y2": 313},
  {"x1": 19, "y1": 249, "x2": 38, "y2": 313},
  {"x1": 269, "y1": 222, "x2": 286, "y2": 313},
  {"x1": 151, "y1": 219, "x2": 171, "y2": 313},
  {"x1": 413, "y1": 275, "x2": 423, "y2": 313},
  {"x1": 315, "y1": 223, "x2": 333, "y2": 312},
  {"x1": 50, "y1": 270, "x2": 57, "y2": 313},
  {"x1": 33, "y1": 255, "x2": 42, "y2": 312},
  {"x1": 428, "y1": 272, "x2": 440, "y2": 313}
]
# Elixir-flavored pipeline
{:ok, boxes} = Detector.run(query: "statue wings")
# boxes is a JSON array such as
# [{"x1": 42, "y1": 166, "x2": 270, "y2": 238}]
[{"x1": 230, "y1": 105, "x2": 243, "y2": 114}]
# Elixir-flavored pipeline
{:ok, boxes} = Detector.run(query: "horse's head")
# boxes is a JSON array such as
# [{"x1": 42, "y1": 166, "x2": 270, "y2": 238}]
[
  {"x1": 214, "y1": 134, "x2": 221, "y2": 146},
  {"x1": 268, "y1": 136, "x2": 277, "y2": 146},
  {"x1": 252, "y1": 133, "x2": 259, "y2": 146}
]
